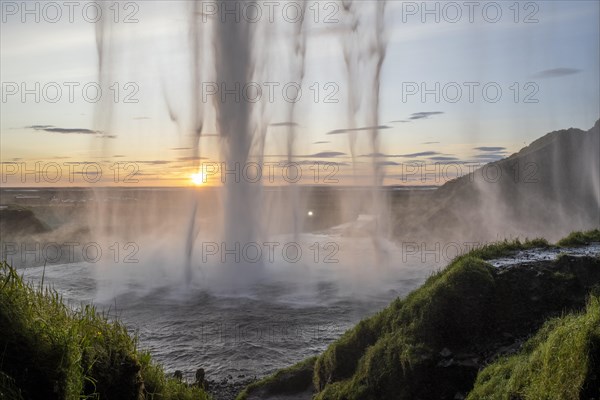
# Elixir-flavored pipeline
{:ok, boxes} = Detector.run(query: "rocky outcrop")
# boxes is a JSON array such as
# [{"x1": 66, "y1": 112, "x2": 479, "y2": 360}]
[{"x1": 237, "y1": 233, "x2": 600, "y2": 400}]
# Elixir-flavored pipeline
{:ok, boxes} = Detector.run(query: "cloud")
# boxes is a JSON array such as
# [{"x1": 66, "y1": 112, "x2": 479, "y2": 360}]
[
  {"x1": 26, "y1": 125, "x2": 54, "y2": 130},
  {"x1": 360, "y1": 151, "x2": 442, "y2": 158},
  {"x1": 400, "y1": 151, "x2": 441, "y2": 157},
  {"x1": 313, "y1": 141, "x2": 331, "y2": 144},
  {"x1": 277, "y1": 160, "x2": 349, "y2": 167},
  {"x1": 422, "y1": 141, "x2": 440, "y2": 145},
  {"x1": 429, "y1": 156, "x2": 459, "y2": 161},
  {"x1": 28, "y1": 125, "x2": 98, "y2": 134},
  {"x1": 171, "y1": 147, "x2": 192, "y2": 151},
  {"x1": 177, "y1": 156, "x2": 208, "y2": 161},
  {"x1": 472, "y1": 153, "x2": 506, "y2": 161},
  {"x1": 133, "y1": 116, "x2": 150, "y2": 120},
  {"x1": 360, "y1": 152, "x2": 388, "y2": 157},
  {"x1": 302, "y1": 151, "x2": 346, "y2": 158},
  {"x1": 409, "y1": 111, "x2": 444, "y2": 120},
  {"x1": 270, "y1": 122, "x2": 299, "y2": 127},
  {"x1": 474, "y1": 146, "x2": 506, "y2": 152},
  {"x1": 533, "y1": 68, "x2": 581, "y2": 78},
  {"x1": 389, "y1": 120, "x2": 411, "y2": 123},
  {"x1": 133, "y1": 160, "x2": 172, "y2": 165},
  {"x1": 376, "y1": 161, "x2": 400, "y2": 166},
  {"x1": 113, "y1": 155, "x2": 126, "y2": 158},
  {"x1": 326, "y1": 125, "x2": 391, "y2": 135}
]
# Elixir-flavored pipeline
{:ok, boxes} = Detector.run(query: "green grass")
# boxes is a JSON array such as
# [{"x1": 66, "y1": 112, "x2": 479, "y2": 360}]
[
  {"x1": 0, "y1": 370, "x2": 24, "y2": 400},
  {"x1": 557, "y1": 229, "x2": 600, "y2": 247},
  {"x1": 459, "y1": 237, "x2": 550, "y2": 260},
  {"x1": 467, "y1": 295, "x2": 600, "y2": 400},
  {"x1": 0, "y1": 261, "x2": 209, "y2": 400},
  {"x1": 310, "y1": 238, "x2": 552, "y2": 397},
  {"x1": 240, "y1": 233, "x2": 599, "y2": 400},
  {"x1": 310, "y1": 239, "x2": 557, "y2": 399},
  {"x1": 313, "y1": 256, "x2": 497, "y2": 399},
  {"x1": 235, "y1": 356, "x2": 317, "y2": 400}
]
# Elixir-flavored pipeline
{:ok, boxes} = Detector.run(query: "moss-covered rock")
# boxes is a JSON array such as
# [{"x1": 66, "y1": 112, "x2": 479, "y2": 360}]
[
  {"x1": 238, "y1": 231, "x2": 600, "y2": 400},
  {"x1": 0, "y1": 261, "x2": 209, "y2": 400},
  {"x1": 557, "y1": 229, "x2": 600, "y2": 247},
  {"x1": 236, "y1": 357, "x2": 317, "y2": 400},
  {"x1": 467, "y1": 295, "x2": 600, "y2": 400}
]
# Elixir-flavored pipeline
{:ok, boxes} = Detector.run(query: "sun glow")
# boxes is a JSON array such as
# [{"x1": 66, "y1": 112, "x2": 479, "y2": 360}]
[{"x1": 191, "y1": 172, "x2": 205, "y2": 186}]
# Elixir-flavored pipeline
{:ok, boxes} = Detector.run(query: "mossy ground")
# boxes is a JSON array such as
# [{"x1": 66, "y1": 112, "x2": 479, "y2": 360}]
[
  {"x1": 0, "y1": 261, "x2": 209, "y2": 400},
  {"x1": 237, "y1": 230, "x2": 600, "y2": 400},
  {"x1": 235, "y1": 357, "x2": 317, "y2": 400},
  {"x1": 557, "y1": 229, "x2": 600, "y2": 247},
  {"x1": 467, "y1": 295, "x2": 600, "y2": 400}
]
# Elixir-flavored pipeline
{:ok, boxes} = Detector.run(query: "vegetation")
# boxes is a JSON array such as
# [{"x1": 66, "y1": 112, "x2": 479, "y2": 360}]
[
  {"x1": 0, "y1": 261, "x2": 209, "y2": 400},
  {"x1": 236, "y1": 231, "x2": 600, "y2": 399},
  {"x1": 3, "y1": 229, "x2": 599, "y2": 400},
  {"x1": 457, "y1": 237, "x2": 549, "y2": 260},
  {"x1": 467, "y1": 295, "x2": 600, "y2": 400},
  {"x1": 235, "y1": 356, "x2": 317, "y2": 400},
  {"x1": 312, "y1": 256, "x2": 497, "y2": 399},
  {"x1": 557, "y1": 229, "x2": 600, "y2": 247}
]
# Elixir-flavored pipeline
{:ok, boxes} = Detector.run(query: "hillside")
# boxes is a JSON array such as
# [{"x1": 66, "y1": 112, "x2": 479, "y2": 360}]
[
  {"x1": 0, "y1": 205, "x2": 51, "y2": 238},
  {"x1": 237, "y1": 230, "x2": 600, "y2": 400},
  {"x1": 395, "y1": 120, "x2": 600, "y2": 243},
  {"x1": 0, "y1": 261, "x2": 210, "y2": 400}
]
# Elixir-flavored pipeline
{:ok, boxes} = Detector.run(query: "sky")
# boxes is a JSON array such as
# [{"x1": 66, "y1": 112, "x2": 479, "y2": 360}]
[{"x1": 1, "y1": 0, "x2": 599, "y2": 187}]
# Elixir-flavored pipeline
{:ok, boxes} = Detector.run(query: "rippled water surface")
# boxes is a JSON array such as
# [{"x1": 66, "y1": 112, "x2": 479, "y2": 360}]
[{"x1": 21, "y1": 238, "x2": 437, "y2": 383}]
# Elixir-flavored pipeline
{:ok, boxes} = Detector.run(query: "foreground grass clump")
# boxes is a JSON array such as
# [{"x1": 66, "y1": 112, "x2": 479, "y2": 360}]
[
  {"x1": 0, "y1": 261, "x2": 209, "y2": 400},
  {"x1": 310, "y1": 234, "x2": 599, "y2": 400},
  {"x1": 237, "y1": 233, "x2": 599, "y2": 399},
  {"x1": 558, "y1": 229, "x2": 600, "y2": 247},
  {"x1": 458, "y1": 237, "x2": 550, "y2": 261},
  {"x1": 313, "y1": 256, "x2": 497, "y2": 399},
  {"x1": 235, "y1": 357, "x2": 317, "y2": 400},
  {"x1": 467, "y1": 295, "x2": 600, "y2": 400}
]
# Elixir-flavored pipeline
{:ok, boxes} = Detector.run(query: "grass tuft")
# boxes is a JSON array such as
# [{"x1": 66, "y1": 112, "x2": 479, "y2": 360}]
[
  {"x1": 467, "y1": 295, "x2": 600, "y2": 400},
  {"x1": 557, "y1": 229, "x2": 600, "y2": 247},
  {"x1": 0, "y1": 261, "x2": 209, "y2": 400}
]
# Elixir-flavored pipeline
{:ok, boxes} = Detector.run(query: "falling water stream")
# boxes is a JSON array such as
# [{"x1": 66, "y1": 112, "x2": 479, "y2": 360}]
[
  {"x1": 52, "y1": 0, "x2": 413, "y2": 387},
  {"x1": 135, "y1": 0, "x2": 392, "y2": 288}
]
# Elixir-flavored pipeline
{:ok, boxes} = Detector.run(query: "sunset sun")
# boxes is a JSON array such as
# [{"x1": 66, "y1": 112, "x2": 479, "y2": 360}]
[{"x1": 191, "y1": 172, "x2": 205, "y2": 186}]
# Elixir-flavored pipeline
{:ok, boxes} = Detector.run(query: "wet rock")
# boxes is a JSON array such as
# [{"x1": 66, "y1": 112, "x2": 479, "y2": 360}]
[
  {"x1": 195, "y1": 368, "x2": 208, "y2": 390},
  {"x1": 207, "y1": 376, "x2": 257, "y2": 400},
  {"x1": 437, "y1": 358, "x2": 454, "y2": 368},
  {"x1": 173, "y1": 370, "x2": 183, "y2": 381},
  {"x1": 454, "y1": 354, "x2": 479, "y2": 368},
  {"x1": 440, "y1": 347, "x2": 452, "y2": 358}
]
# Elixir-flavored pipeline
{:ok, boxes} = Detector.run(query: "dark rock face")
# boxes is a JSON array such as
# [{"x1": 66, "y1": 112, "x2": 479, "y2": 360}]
[
  {"x1": 87, "y1": 355, "x2": 143, "y2": 400},
  {"x1": 208, "y1": 376, "x2": 257, "y2": 400},
  {"x1": 0, "y1": 208, "x2": 50, "y2": 237},
  {"x1": 235, "y1": 357, "x2": 316, "y2": 400},
  {"x1": 397, "y1": 255, "x2": 600, "y2": 400},
  {"x1": 493, "y1": 255, "x2": 600, "y2": 334}
]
